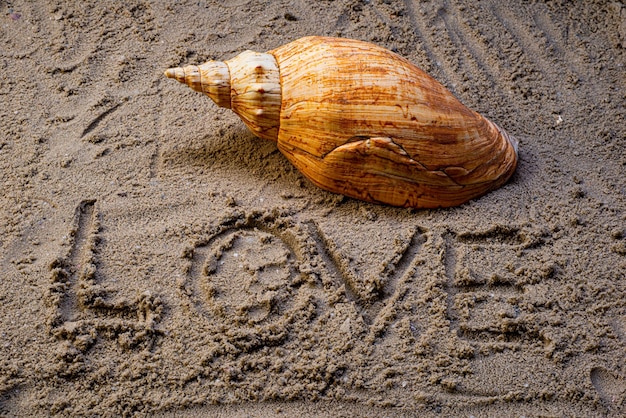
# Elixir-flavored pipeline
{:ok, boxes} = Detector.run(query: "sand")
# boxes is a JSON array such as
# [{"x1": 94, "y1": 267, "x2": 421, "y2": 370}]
[{"x1": 1, "y1": 0, "x2": 625, "y2": 416}]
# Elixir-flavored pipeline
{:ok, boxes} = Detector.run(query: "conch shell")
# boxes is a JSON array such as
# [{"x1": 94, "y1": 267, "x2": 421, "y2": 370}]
[{"x1": 165, "y1": 36, "x2": 518, "y2": 208}]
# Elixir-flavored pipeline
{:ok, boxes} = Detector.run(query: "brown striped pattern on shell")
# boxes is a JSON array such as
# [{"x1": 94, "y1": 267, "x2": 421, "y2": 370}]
[{"x1": 165, "y1": 36, "x2": 518, "y2": 208}]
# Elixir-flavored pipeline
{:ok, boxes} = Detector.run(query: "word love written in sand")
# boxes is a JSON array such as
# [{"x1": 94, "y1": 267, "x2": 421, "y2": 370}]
[{"x1": 48, "y1": 201, "x2": 551, "y2": 355}]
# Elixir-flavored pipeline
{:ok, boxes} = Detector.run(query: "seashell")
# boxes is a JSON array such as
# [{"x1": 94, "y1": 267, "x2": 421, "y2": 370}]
[{"x1": 165, "y1": 36, "x2": 518, "y2": 208}]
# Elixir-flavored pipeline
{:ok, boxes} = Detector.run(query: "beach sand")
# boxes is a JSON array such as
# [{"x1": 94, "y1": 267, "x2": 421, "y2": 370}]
[{"x1": 1, "y1": 0, "x2": 625, "y2": 416}]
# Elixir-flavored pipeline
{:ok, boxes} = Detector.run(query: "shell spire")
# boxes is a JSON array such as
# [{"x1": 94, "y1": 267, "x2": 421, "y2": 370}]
[
  {"x1": 165, "y1": 51, "x2": 281, "y2": 141},
  {"x1": 164, "y1": 61, "x2": 232, "y2": 109}
]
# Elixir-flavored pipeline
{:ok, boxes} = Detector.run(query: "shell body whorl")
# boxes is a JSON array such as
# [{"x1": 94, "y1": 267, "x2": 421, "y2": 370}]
[{"x1": 165, "y1": 36, "x2": 518, "y2": 208}]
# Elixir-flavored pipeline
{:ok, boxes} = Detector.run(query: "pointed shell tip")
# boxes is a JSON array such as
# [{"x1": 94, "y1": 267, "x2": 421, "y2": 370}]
[{"x1": 164, "y1": 68, "x2": 177, "y2": 79}]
